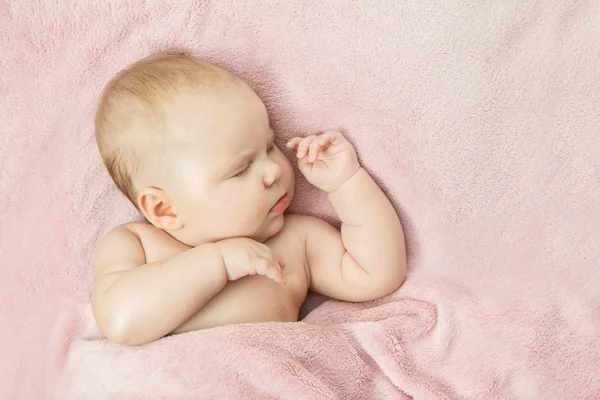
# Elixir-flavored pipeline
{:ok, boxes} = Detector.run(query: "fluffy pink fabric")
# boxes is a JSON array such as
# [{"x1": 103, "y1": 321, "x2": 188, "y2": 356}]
[{"x1": 1, "y1": 1, "x2": 599, "y2": 398}]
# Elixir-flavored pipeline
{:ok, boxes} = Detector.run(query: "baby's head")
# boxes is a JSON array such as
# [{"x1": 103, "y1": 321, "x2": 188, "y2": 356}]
[{"x1": 95, "y1": 55, "x2": 295, "y2": 246}]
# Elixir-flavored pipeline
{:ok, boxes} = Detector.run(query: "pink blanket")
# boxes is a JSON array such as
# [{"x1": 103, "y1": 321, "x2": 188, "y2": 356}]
[{"x1": 2, "y1": 1, "x2": 599, "y2": 398}]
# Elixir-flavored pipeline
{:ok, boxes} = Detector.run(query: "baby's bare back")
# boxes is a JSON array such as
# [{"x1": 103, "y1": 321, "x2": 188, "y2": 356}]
[{"x1": 129, "y1": 221, "x2": 310, "y2": 334}]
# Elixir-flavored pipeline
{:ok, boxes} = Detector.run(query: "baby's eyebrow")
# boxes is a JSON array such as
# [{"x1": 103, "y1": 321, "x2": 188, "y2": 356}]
[
  {"x1": 227, "y1": 152, "x2": 253, "y2": 169},
  {"x1": 222, "y1": 131, "x2": 274, "y2": 175}
]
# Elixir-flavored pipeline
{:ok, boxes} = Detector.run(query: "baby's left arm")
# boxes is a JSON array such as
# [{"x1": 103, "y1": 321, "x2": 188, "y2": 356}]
[{"x1": 287, "y1": 131, "x2": 406, "y2": 301}]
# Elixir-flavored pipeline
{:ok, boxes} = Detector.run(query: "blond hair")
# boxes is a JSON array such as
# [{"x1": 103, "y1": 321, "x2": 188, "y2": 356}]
[{"x1": 95, "y1": 54, "x2": 236, "y2": 208}]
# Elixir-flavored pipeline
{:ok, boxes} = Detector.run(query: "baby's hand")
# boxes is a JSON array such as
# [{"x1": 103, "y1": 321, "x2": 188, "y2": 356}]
[
  {"x1": 286, "y1": 131, "x2": 360, "y2": 193},
  {"x1": 215, "y1": 238, "x2": 286, "y2": 284}
]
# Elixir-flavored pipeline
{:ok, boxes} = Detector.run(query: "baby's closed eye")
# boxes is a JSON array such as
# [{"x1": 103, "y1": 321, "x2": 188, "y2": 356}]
[{"x1": 231, "y1": 165, "x2": 250, "y2": 178}]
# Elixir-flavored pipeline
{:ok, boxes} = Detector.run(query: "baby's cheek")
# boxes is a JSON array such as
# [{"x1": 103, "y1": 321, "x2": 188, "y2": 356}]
[
  {"x1": 231, "y1": 191, "x2": 263, "y2": 222},
  {"x1": 283, "y1": 164, "x2": 296, "y2": 193}
]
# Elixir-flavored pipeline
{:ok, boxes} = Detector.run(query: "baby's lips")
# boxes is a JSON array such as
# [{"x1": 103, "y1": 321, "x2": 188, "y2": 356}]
[{"x1": 278, "y1": 259, "x2": 286, "y2": 269}]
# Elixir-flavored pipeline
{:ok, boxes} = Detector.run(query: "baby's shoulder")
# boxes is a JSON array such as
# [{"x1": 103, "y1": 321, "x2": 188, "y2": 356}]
[
  {"x1": 100, "y1": 221, "x2": 189, "y2": 265},
  {"x1": 93, "y1": 222, "x2": 150, "y2": 277},
  {"x1": 281, "y1": 213, "x2": 332, "y2": 237},
  {"x1": 98, "y1": 221, "x2": 155, "y2": 249}
]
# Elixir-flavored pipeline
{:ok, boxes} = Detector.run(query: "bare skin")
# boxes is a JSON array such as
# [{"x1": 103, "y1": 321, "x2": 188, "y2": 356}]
[
  {"x1": 92, "y1": 73, "x2": 407, "y2": 346},
  {"x1": 123, "y1": 214, "x2": 309, "y2": 335}
]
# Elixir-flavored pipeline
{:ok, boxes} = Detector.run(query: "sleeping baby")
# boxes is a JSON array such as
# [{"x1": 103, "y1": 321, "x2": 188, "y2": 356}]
[{"x1": 92, "y1": 54, "x2": 406, "y2": 345}]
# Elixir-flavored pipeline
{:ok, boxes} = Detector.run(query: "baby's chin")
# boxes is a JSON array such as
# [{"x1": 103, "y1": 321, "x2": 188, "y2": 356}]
[
  {"x1": 250, "y1": 213, "x2": 286, "y2": 243},
  {"x1": 183, "y1": 211, "x2": 287, "y2": 246}
]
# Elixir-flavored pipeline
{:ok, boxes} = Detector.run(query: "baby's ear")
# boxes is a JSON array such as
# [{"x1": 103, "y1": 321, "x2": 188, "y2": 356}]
[{"x1": 137, "y1": 187, "x2": 183, "y2": 231}]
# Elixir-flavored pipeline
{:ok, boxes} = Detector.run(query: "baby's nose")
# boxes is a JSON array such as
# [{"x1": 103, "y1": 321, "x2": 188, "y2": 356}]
[{"x1": 263, "y1": 161, "x2": 282, "y2": 187}]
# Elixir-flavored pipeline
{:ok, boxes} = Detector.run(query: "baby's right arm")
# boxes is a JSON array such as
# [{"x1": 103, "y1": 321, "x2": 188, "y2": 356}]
[{"x1": 91, "y1": 224, "x2": 285, "y2": 346}]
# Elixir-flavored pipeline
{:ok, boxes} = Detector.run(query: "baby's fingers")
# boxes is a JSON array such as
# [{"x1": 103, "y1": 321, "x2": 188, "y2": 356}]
[
  {"x1": 255, "y1": 243, "x2": 284, "y2": 270},
  {"x1": 254, "y1": 257, "x2": 286, "y2": 284},
  {"x1": 307, "y1": 137, "x2": 330, "y2": 163},
  {"x1": 295, "y1": 136, "x2": 316, "y2": 159},
  {"x1": 266, "y1": 262, "x2": 287, "y2": 284},
  {"x1": 286, "y1": 137, "x2": 302, "y2": 149},
  {"x1": 321, "y1": 131, "x2": 344, "y2": 145}
]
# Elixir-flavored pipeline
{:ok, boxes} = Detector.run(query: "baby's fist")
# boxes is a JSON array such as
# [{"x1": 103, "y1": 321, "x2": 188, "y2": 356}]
[
  {"x1": 286, "y1": 131, "x2": 360, "y2": 193},
  {"x1": 215, "y1": 238, "x2": 286, "y2": 284}
]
